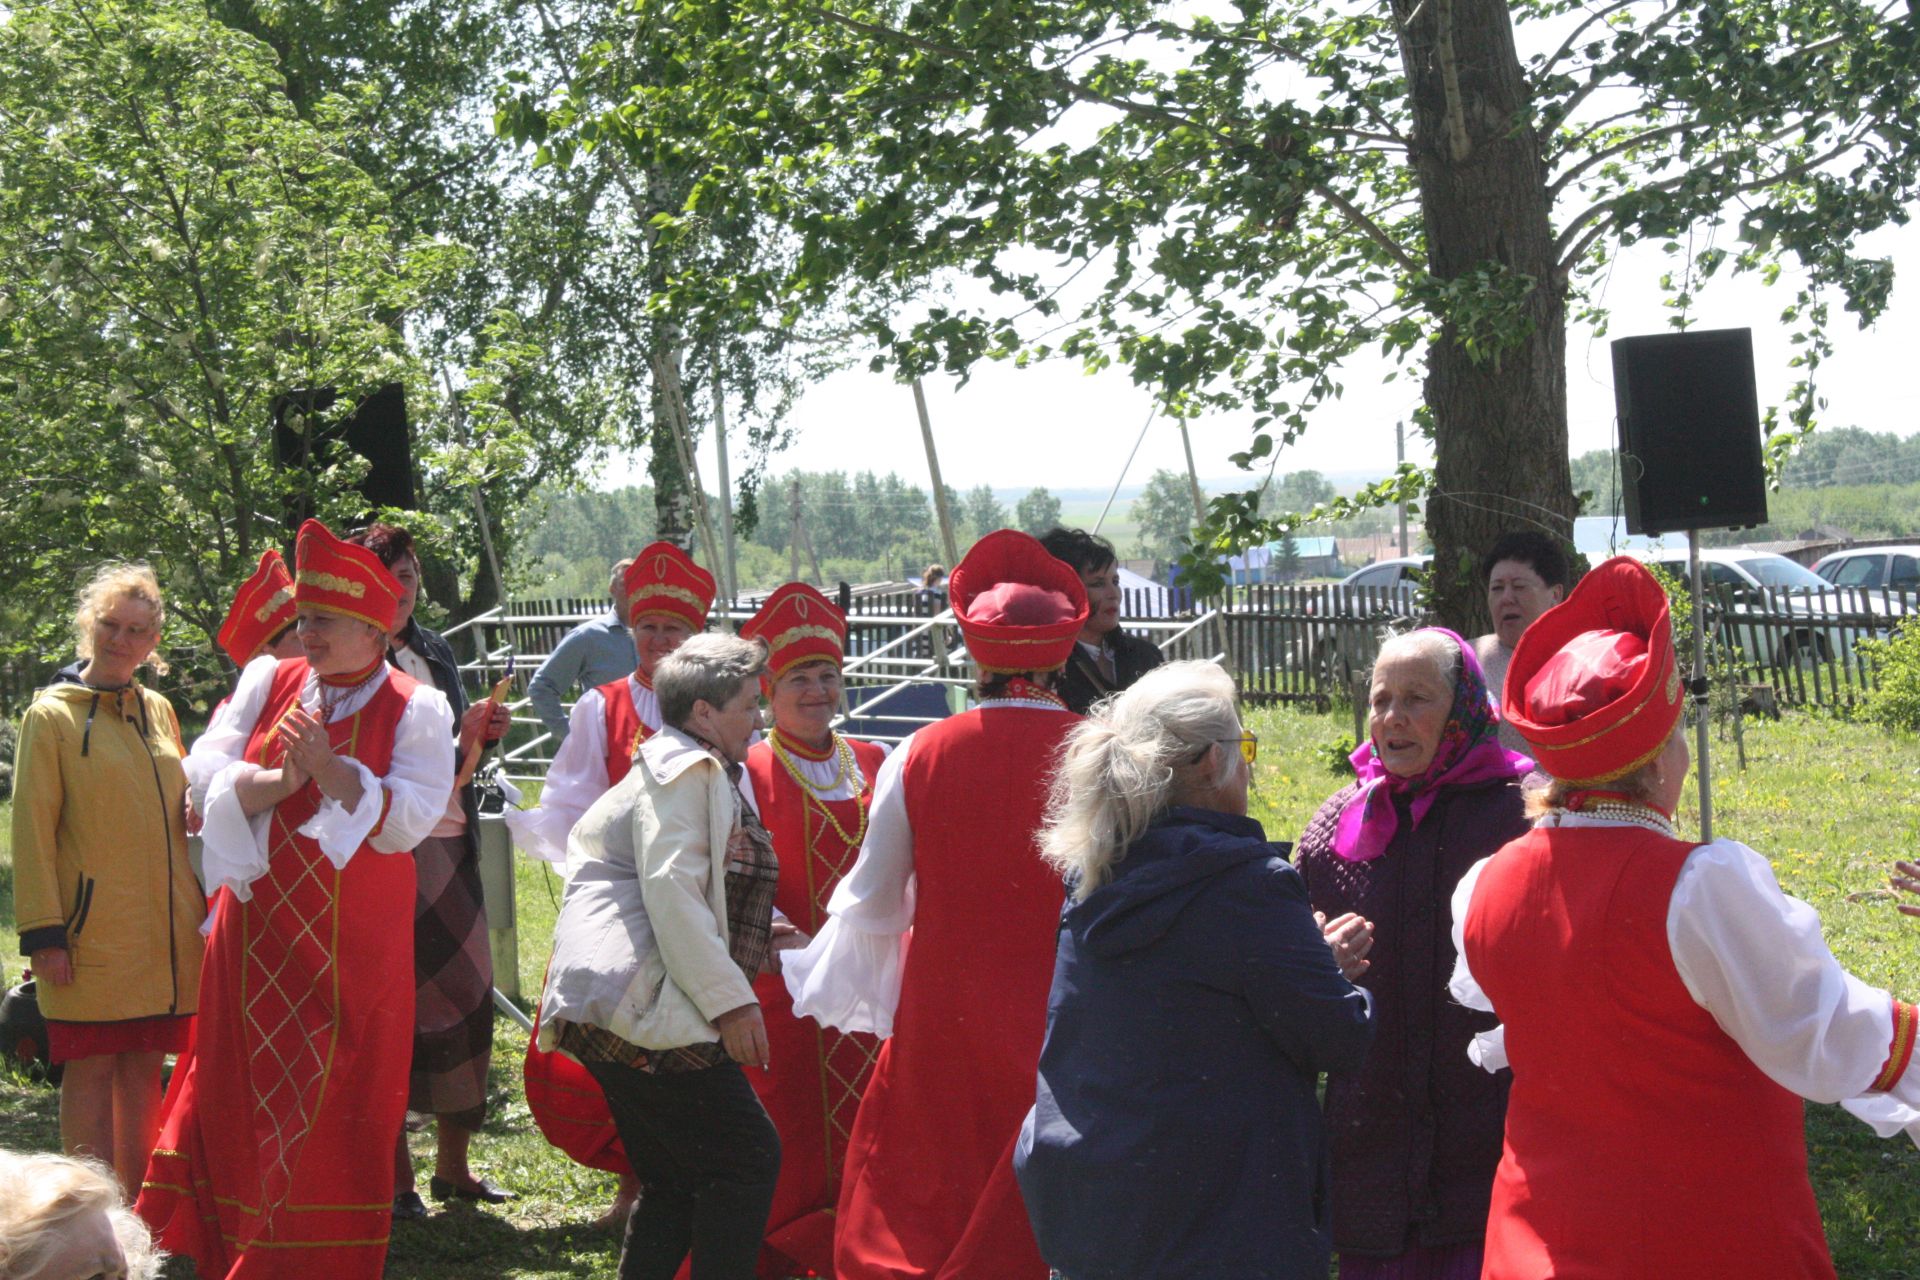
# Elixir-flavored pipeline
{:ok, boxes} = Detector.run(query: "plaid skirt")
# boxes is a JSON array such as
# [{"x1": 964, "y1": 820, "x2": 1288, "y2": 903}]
[{"x1": 409, "y1": 831, "x2": 494, "y2": 1130}]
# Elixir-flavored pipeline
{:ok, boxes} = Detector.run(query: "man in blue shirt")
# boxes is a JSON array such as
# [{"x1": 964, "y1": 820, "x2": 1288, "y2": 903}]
[{"x1": 527, "y1": 559, "x2": 638, "y2": 741}]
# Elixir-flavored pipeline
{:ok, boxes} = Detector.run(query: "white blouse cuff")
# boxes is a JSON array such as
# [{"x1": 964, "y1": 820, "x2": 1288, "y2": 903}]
[
  {"x1": 1467, "y1": 1025, "x2": 1509, "y2": 1073},
  {"x1": 297, "y1": 759, "x2": 386, "y2": 867},
  {"x1": 504, "y1": 801, "x2": 574, "y2": 866},
  {"x1": 200, "y1": 761, "x2": 271, "y2": 901},
  {"x1": 1841, "y1": 1094, "x2": 1920, "y2": 1150},
  {"x1": 783, "y1": 915, "x2": 909, "y2": 1038}
]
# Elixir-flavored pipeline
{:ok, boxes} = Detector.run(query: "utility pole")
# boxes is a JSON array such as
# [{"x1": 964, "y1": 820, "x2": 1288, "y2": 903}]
[
  {"x1": 789, "y1": 478, "x2": 803, "y2": 583},
  {"x1": 913, "y1": 378, "x2": 961, "y2": 567},
  {"x1": 801, "y1": 515, "x2": 824, "y2": 585},
  {"x1": 1178, "y1": 421, "x2": 1234, "y2": 673},
  {"x1": 1396, "y1": 419, "x2": 1409, "y2": 557}
]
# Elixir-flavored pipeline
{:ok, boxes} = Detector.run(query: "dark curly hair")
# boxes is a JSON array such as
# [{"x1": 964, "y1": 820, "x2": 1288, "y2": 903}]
[
  {"x1": 1480, "y1": 530, "x2": 1570, "y2": 591},
  {"x1": 1038, "y1": 526, "x2": 1117, "y2": 577},
  {"x1": 345, "y1": 522, "x2": 417, "y2": 572}
]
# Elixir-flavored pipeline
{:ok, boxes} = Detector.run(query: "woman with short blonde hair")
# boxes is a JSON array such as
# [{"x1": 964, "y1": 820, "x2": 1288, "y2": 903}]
[
  {"x1": 1017, "y1": 660, "x2": 1376, "y2": 1279},
  {"x1": 71, "y1": 563, "x2": 169, "y2": 676},
  {"x1": 11, "y1": 563, "x2": 201, "y2": 1198}
]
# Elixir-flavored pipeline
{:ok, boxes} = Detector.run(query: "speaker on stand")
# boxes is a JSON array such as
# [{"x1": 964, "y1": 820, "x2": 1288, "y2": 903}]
[{"x1": 1610, "y1": 327, "x2": 1770, "y2": 841}]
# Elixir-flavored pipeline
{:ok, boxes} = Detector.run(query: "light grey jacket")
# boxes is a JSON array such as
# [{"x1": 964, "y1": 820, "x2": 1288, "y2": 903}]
[{"x1": 537, "y1": 726, "x2": 756, "y2": 1052}]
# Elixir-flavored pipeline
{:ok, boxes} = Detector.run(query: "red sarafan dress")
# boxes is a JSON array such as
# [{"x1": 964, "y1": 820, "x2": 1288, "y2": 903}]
[
  {"x1": 784, "y1": 698, "x2": 1078, "y2": 1280},
  {"x1": 742, "y1": 730, "x2": 888, "y2": 1278},
  {"x1": 1463, "y1": 825, "x2": 1836, "y2": 1279},
  {"x1": 141, "y1": 657, "x2": 451, "y2": 1279}
]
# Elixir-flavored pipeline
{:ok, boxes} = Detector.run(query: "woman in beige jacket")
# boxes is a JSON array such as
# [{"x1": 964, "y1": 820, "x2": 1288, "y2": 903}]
[
  {"x1": 537, "y1": 632, "x2": 787, "y2": 1280},
  {"x1": 11, "y1": 563, "x2": 203, "y2": 1196}
]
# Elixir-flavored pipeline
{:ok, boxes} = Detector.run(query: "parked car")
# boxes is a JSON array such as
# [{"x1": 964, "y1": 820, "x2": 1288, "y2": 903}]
[
  {"x1": 1630, "y1": 548, "x2": 1899, "y2": 666},
  {"x1": 1812, "y1": 546, "x2": 1920, "y2": 592},
  {"x1": 1301, "y1": 555, "x2": 1432, "y2": 684}
]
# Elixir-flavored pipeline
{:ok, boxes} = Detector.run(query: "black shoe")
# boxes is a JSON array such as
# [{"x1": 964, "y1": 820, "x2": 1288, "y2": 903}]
[
  {"x1": 392, "y1": 1190, "x2": 429, "y2": 1220},
  {"x1": 429, "y1": 1174, "x2": 514, "y2": 1204}
]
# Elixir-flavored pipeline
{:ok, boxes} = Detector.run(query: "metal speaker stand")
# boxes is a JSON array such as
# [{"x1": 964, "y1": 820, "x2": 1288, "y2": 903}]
[{"x1": 1687, "y1": 533, "x2": 1713, "y2": 842}]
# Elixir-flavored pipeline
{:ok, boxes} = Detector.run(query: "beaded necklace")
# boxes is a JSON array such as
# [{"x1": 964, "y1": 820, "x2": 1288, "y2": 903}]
[
  {"x1": 769, "y1": 726, "x2": 870, "y2": 849},
  {"x1": 1554, "y1": 791, "x2": 1677, "y2": 839},
  {"x1": 996, "y1": 677, "x2": 1068, "y2": 710},
  {"x1": 317, "y1": 656, "x2": 386, "y2": 720}
]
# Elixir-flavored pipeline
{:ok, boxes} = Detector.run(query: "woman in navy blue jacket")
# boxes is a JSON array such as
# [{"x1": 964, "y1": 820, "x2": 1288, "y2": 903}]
[{"x1": 1015, "y1": 661, "x2": 1377, "y2": 1280}]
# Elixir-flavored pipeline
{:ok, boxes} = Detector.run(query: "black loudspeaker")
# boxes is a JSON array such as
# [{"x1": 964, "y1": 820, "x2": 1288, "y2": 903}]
[
  {"x1": 1611, "y1": 328, "x2": 1768, "y2": 535},
  {"x1": 272, "y1": 384, "x2": 416, "y2": 521}
]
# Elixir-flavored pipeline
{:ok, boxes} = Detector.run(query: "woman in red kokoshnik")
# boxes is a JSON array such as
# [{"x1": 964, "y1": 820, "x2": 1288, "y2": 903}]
[
  {"x1": 1450, "y1": 556, "x2": 1920, "y2": 1279},
  {"x1": 735, "y1": 583, "x2": 888, "y2": 1278},
  {"x1": 782, "y1": 529, "x2": 1088, "y2": 1280},
  {"x1": 507, "y1": 542, "x2": 716, "y2": 870},
  {"x1": 507, "y1": 541, "x2": 716, "y2": 1222},
  {"x1": 137, "y1": 520, "x2": 455, "y2": 1279}
]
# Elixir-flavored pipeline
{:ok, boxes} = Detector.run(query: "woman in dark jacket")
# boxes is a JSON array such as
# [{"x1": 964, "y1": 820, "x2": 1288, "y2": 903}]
[
  {"x1": 1038, "y1": 526, "x2": 1163, "y2": 714},
  {"x1": 1015, "y1": 661, "x2": 1376, "y2": 1280},
  {"x1": 1293, "y1": 628, "x2": 1533, "y2": 1279}
]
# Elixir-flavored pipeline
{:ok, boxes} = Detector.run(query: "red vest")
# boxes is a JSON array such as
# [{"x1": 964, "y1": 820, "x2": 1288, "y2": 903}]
[
  {"x1": 599, "y1": 675, "x2": 650, "y2": 785},
  {"x1": 1462, "y1": 825, "x2": 1834, "y2": 1280},
  {"x1": 832, "y1": 703, "x2": 1076, "y2": 1280}
]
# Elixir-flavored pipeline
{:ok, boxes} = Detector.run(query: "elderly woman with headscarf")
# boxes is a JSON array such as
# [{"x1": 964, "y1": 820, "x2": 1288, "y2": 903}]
[
  {"x1": 1292, "y1": 627, "x2": 1534, "y2": 1280},
  {"x1": 138, "y1": 520, "x2": 455, "y2": 1280},
  {"x1": 12, "y1": 564, "x2": 202, "y2": 1198},
  {"x1": 535, "y1": 633, "x2": 779, "y2": 1280},
  {"x1": 1451, "y1": 557, "x2": 1919, "y2": 1278},
  {"x1": 1015, "y1": 661, "x2": 1376, "y2": 1280}
]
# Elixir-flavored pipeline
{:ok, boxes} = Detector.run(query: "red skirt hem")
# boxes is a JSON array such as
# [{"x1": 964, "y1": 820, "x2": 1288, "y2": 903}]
[{"x1": 47, "y1": 1014, "x2": 193, "y2": 1063}]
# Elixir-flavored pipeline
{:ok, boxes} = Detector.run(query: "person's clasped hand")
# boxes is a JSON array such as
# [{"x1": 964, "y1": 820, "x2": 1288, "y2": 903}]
[
  {"x1": 714, "y1": 1003, "x2": 771, "y2": 1070},
  {"x1": 1317, "y1": 910, "x2": 1376, "y2": 981},
  {"x1": 763, "y1": 919, "x2": 812, "y2": 977}
]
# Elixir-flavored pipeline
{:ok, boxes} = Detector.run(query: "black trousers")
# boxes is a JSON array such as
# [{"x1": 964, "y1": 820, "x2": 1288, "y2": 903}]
[{"x1": 584, "y1": 1057, "x2": 781, "y2": 1280}]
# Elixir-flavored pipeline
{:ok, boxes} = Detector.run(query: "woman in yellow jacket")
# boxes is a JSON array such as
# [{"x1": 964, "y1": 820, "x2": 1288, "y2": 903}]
[{"x1": 11, "y1": 563, "x2": 204, "y2": 1197}]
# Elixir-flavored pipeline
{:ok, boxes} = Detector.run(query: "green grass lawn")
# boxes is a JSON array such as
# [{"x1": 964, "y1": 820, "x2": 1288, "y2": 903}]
[{"x1": 4, "y1": 706, "x2": 1918, "y2": 1277}]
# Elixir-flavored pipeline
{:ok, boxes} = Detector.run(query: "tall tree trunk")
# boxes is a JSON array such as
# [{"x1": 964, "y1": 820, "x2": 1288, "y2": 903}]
[{"x1": 1398, "y1": 0, "x2": 1576, "y2": 635}]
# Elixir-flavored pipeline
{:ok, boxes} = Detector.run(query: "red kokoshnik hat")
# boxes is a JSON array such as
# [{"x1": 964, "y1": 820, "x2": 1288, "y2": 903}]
[
  {"x1": 950, "y1": 529, "x2": 1089, "y2": 674},
  {"x1": 741, "y1": 582, "x2": 845, "y2": 680},
  {"x1": 216, "y1": 548, "x2": 297, "y2": 666},
  {"x1": 624, "y1": 542, "x2": 715, "y2": 631},
  {"x1": 293, "y1": 519, "x2": 405, "y2": 633},
  {"x1": 1502, "y1": 555, "x2": 1684, "y2": 786}
]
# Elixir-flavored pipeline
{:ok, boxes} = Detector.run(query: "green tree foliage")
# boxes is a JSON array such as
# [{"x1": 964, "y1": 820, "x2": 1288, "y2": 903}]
[
  {"x1": 0, "y1": 0, "x2": 457, "y2": 692},
  {"x1": 963, "y1": 484, "x2": 1009, "y2": 540},
  {"x1": 1016, "y1": 487, "x2": 1064, "y2": 536},
  {"x1": 1857, "y1": 623, "x2": 1920, "y2": 733},
  {"x1": 1131, "y1": 469, "x2": 1199, "y2": 567},
  {"x1": 1777, "y1": 427, "x2": 1920, "y2": 490},
  {"x1": 204, "y1": 0, "x2": 818, "y2": 614},
  {"x1": 1261, "y1": 470, "x2": 1339, "y2": 520},
  {"x1": 508, "y1": 0, "x2": 1920, "y2": 632},
  {"x1": 1569, "y1": 449, "x2": 1622, "y2": 516}
]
